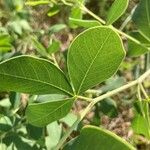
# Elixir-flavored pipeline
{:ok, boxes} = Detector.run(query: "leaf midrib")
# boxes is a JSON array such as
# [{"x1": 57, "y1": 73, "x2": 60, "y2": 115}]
[
  {"x1": 0, "y1": 72, "x2": 72, "y2": 95},
  {"x1": 77, "y1": 31, "x2": 112, "y2": 94}
]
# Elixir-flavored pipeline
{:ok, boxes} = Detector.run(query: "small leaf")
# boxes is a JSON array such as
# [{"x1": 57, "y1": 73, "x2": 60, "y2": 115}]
[
  {"x1": 69, "y1": 0, "x2": 85, "y2": 28},
  {"x1": 60, "y1": 113, "x2": 77, "y2": 127},
  {"x1": 9, "y1": 92, "x2": 21, "y2": 109},
  {"x1": 106, "y1": 0, "x2": 129, "y2": 25},
  {"x1": 36, "y1": 94, "x2": 66, "y2": 103},
  {"x1": 26, "y1": 124, "x2": 43, "y2": 140},
  {"x1": 99, "y1": 98, "x2": 118, "y2": 118},
  {"x1": 132, "y1": 101, "x2": 150, "y2": 139},
  {"x1": 47, "y1": 5, "x2": 60, "y2": 17},
  {"x1": 127, "y1": 31, "x2": 150, "y2": 57},
  {"x1": 2, "y1": 133, "x2": 33, "y2": 150},
  {"x1": 132, "y1": 114, "x2": 150, "y2": 139},
  {"x1": 46, "y1": 122, "x2": 62, "y2": 149},
  {"x1": 47, "y1": 40, "x2": 60, "y2": 54},
  {"x1": 101, "y1": 76, "x2": 125, "y2": 92},
  {"x1": 8, "y1": 21, "x2": 22, "y2": 35},
  {"x1": 63, "y1": 125, "x2": 135, "y2": 150},
  {"x1": 68, "y1": 27, "x2": 125, "y2": 94},
  {"x1": 69, "y1": 18, "x2": 101, "y2": 28},
  {"x1": 0, "y1": 34, "x2": 12, "y2": 52},
  {"x1": 0, "y1": 55, "x2": 73, "y2": 95},
  {"x1": 31, "y1": 36, "x2": 48, "y2": 57},
  {"x1": 132, "y1": 0, "x2": 150, "y2": 39},
  {"x1": 49, "y1": 24, "x2": 66, "y2": 34},
  {"x1": 26, "y1": 98, "x2": 74, "y2": 127}
]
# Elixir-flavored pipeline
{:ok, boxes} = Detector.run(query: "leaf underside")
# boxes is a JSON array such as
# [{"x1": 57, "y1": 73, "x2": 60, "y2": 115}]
[
  {"x1": 128, "y1": 31, "x2": 150, "y2": 57},
  {"x1": 26, "y1": 98, "x2": 74, "y2": 127},
  {"x1": 132, "y1": 0, "x2": 150, "y2": 40},
  {"x1": 68, "y1": 26, "x2": 125, "y2": 94},
  {"x1": 64, "y1": 125, "x2": 135, "y2": 150},
  {"x1": 0, "y1": 56, "x2": 73, "y2": 95},
  {"x1": 106, "y1": 0, "x2": 129, "y2": 25}
]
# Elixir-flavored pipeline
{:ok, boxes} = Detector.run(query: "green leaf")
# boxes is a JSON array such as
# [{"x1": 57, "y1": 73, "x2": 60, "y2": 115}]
[
  {"x1": 68, "y1": 27, "x2": 125, "y2": 94},
  {"x1": 127, "y1": 31, "x2": 150, "y2": 57},
  {"x1": 106, "y1": 0, "x2": 129, "y2": 25},
  {"x1": 132, "y1": 0, "x2": 150, "y2": 39},
  {"x1": 26, "y1": 98, "x2": 74, "y2": 127},
  {"x1": 26, "y1": 124, "x2": 43, "y2": 140},
  {"x1": 9, "y1": 92, "x2": 21, "y2": 109},
  {"x1": 0, "y1": 34, "x2": 12, "y2": 52},
  {"x1": 132, "y1": 114, "x2": 150, "y2": 139},
  {"x1": 99, "y1": 98, "x2": 118, "y2": 118},
  {"x1": 3, "y1": 133, "x2": 33, "y2": 150},
  {"x1": 101, "y1": 76, "x2": 125, "y2": 93},
  {"x1": 36, "y1": 94, "x2": 66, "y2": 103},
  {"x1": 0, "y1": 55, "x2": 73, "y2": 95},
  {"x1": 47, "y1": 5, "x2": 60, "y2": 17},
  {"x1": 31, "y1": 36, "x2": 48, "y2": 57},
  {"x1": 132, "y1": 101, "x2": 150, "y2": 139},
  {"x1": 8, "y1": 21, "x2": 22, "y2": 35},
  {"x1": 47, "y1": 40, "x2": 60, "y2": 54},
  {"x1": 0, "y1": 98, "x2": 11, "y2": 108},
  {"x1": 46, "y1": 122, "x2": 62, "y2": 149},
  {"x1": 49, "y1": 24, "x2": 66, "y2": 34},
  {"x1": 63, "y1": 125, "x2": 135, "y2": 150},
  {"x1": 69, "y1": 18, "x2": 101, "y2": 28},
  {"x1": 0, "y1": 116, "x2": 12, "y2": 133},
  {"x1": 69, "y1": 0, "x2": 85, "y2": 28},
  {"x1": 0, "y1": 124, "x2": 12, "y2": 133},
  {"x1": 60, "y1": 113, "x2": 78, "y2": 127}
]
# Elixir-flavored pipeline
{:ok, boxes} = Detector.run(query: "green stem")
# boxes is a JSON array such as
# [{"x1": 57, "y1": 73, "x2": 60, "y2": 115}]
[
  {"x1": 111, "y1": 26, "x2": 141, "y2": 45},
  {"x1": 77, "y1": 95, "x2": 92, "y2": 102},
  {"x1": 80, "y1": 4, "x2": 106, "y2": 24},
  {"x1": 139, "y1": 83, "x2": 149, "y2": 99},
  {"x1": 56, "y1": 69, "x2": 150, "y2": 150},
  {"x1": 51, "y1": 53, "x2": 59, "y2": 68},
  {"x1": 85, "y1": 89, "x2": 102, "y2": 95},
  {"x1": 61, "y1": 0, "x2": 73, "y2": 6},
  {"x1": 79, "y1": 3, "x2": 142, "y2": 45}
]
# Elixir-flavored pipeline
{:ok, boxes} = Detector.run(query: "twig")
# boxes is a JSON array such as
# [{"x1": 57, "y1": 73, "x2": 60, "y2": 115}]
[
  {"x1": 76, "y1": 95, "x2": 92, "y2": 102},
  {"x1": 79, "y1": 3, "x2": 142, "y2": 45},
  {"x1": 85, "y1": 89, "x2": 102, "y2": 95},
  {"x1": 55, "y1": 69, "x2": 150, "y2": 150}
]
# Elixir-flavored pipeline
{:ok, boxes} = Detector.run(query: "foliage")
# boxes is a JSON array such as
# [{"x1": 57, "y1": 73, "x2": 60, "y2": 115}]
[{"x1": 0, "y1": 0, "x2": 150, "y2": 149}]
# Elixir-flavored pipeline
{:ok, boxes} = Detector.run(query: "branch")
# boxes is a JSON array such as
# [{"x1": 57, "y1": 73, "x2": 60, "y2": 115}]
[{"x1": 55, "y1": 69, "x2": 150, "y2": 150}]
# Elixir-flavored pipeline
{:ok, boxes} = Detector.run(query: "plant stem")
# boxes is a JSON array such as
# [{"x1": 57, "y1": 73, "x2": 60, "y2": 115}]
[
  {"x1": 79, "y1": 3, "x2": 141, "y2": 45},
  {"x1": 80, "y1": 4, "x2": 106, "y2": 24},
  {"x1": 139, "y1": 83, "x2": 149, "y2": 99},
  {"x1": 85, "y1": 89, "x2": 102, "y2": 95},
  {"x1": 76, "y1": 95, "x2": 92, "y2": 102},
  {"x1": 55, "y1": 101, "x2": 94, "y2": 150},
  {"x1": 56, "y1": 69, "x2": 150, "y2": 150},
  {"x1": 111, "y1": 26, "x2": 141, "y2": 45},
  {"x1": 61, "y1": 0, "x2": 73, "y2": 6},
  {"x1": 51, "y1": 53, "x2": 59, "y2": 68}
]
